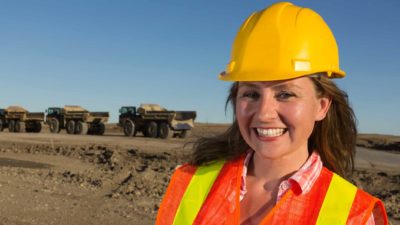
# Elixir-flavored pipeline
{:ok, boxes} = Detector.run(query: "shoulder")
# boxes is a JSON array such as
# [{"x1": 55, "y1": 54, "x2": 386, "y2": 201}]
[
  {"x1": 175, "y1": 163, "x2": 197, "y2": 173},
  {"x1": 320, "y1": 167, "x2": 380, "y2": 201},
  {"x1": 320, "y1": 168, "x2": 388, "y2": 224},
  {"x1": 173, "y1": 155, "x2": 245, "y2": 179},
  {"x1": 172, "y1": 160, "x2": 225, "y2": 179}
]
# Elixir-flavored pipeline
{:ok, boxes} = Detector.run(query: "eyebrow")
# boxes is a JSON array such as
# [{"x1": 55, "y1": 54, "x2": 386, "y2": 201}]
[{"x1": 238, "y1": 82, "x2": 258, "y2": 88}]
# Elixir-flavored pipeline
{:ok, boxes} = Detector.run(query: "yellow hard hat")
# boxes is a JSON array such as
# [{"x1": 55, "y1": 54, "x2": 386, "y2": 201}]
[{"x1": 219, "y1": 2, "x2": 345, "y2": 81}]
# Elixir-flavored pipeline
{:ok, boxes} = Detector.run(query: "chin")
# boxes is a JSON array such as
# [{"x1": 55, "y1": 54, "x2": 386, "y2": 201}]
[{"x1": 252, "y1": 145, "x2": 289, "y2": 160}]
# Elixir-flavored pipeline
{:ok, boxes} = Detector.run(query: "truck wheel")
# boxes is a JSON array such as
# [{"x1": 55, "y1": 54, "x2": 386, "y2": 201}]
[
  {"x1": 145, "y1": 121, "x2": 158, "y2": 138},
  {"x1": 75, "y1": 121, "x2": 88, "y2": 135},
  {"x1": 81, "y1": 122, "x2": 89, "y2": 134},
  {"x1": 33, "y1": 122, "x2": 42, "y2": 133},
  {"x1": 158, "y1": 122, "x2": 172, "y2": 139},
  {"x1": 0, "y1": 119, "x2": 4, "y2": 132},
  {"x1": 179, "y1": 130, "x2": 190, "y2": 138},
  {"x1": 8, "y1": 120, "x2": 15, "y2": 132},
  {"x1": 66, "y1": 120, "x2": 75, "y2": 134},
  {"x1": 49, "y1": 119, "x2": 61, "y2": 133},
  {"x1": 25, "y1": 123, "x2": 33, "y2": 133},
  {"x1": 96, "y1": 122, "x2": 105, "y2": 135},
  {"x1": 123, "y1": 120, "x2": 135, "y2": 137},
  {"x1": 74, "y1": 121, "x2": 82, "y2": 134},
  {"x1": 14, "y1": 122, "x2": 20, "y2": 133},
  {"x1": 15, "y1": 121, "x2": 25, "y2": 133}
]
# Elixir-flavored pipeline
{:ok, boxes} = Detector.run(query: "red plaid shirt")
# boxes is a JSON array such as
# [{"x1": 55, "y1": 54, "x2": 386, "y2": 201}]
[{"x1": 240, "y1": 151, "x2": 375, "y2": 224}]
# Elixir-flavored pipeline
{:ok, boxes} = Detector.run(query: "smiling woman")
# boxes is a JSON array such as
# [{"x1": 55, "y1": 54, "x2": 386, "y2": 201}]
[{"x1": 156, "y1": 2, "x2": 388, "y2": 225}]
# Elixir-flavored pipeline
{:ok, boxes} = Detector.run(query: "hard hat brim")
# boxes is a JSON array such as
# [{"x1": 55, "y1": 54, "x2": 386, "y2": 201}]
[{"x1": 219, "y1": 69, "x2": 346, "y2": 81}]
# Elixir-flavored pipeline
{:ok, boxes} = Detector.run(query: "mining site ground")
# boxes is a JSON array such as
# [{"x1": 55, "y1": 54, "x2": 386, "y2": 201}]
[{"x1": 0, "y1": 124, "x2": 399, "y2": 225}]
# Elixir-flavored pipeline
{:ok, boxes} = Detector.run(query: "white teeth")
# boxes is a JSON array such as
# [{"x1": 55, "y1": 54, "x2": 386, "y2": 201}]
[{"x1": 256, "y1": 128, "x2": 285, "y2": 137}]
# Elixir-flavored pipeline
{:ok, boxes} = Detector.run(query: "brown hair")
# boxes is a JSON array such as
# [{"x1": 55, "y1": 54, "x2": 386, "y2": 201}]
[{"x1": 190, "y1": 76, "x2": 357, "y2": 178}]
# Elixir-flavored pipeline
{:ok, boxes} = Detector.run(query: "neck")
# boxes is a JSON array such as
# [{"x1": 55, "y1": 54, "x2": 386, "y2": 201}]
[{"x1": 249, "y1": 148, "x2": 309, "y2": 183}]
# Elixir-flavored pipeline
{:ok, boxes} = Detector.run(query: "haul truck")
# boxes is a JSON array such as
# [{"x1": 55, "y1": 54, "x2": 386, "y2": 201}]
[
  {"x1": 0, "y1": 106, "x2": 44, "y2": 133},
  {"x1": 118, "y1": 104, "x2": 196, "y2": 139},
  {"x1": 45, "y1": 106, "x2": 109, "y2": 135}
]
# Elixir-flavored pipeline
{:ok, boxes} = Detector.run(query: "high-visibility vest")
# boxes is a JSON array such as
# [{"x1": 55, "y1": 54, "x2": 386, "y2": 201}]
[{"x1": 156, "y1": 156, "x2": 388, "y2": 225}]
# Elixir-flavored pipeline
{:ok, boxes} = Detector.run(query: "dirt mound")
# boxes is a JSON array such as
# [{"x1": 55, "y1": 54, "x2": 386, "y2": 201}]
[
  {"x1": 0, "y1": 140, "x2": 187, "y2": 224},
  {"x1": 352, "y1": 170, "x2": 400, "y2": 221},
  {"x1": 357, "y1": 134, "x2": 400, "y2": 153}
]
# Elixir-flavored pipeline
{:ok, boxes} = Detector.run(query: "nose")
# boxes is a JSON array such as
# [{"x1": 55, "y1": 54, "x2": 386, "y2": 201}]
[{"x1": 255, "y1": 93, "x2": 278, "y2": 121}]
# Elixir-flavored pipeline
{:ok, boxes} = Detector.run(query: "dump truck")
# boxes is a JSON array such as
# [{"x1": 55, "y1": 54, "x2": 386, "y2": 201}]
[
  {"x1": 118, "y1": 104, "x2": 197, "y2": 139},
  {"x1": 0, "y1": 106, "x2": 44, "y2": 133},
  {"x1": 45, "y1": 106, "x2": 109, "y2": 135}
]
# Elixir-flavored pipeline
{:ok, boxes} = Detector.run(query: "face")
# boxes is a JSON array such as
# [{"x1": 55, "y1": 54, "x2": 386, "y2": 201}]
[{"x1": 235, "y1": 77, "x2": 331, "y2": 161}]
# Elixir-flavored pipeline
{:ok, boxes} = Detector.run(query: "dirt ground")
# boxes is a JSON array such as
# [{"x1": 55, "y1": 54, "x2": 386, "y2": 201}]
[{"x1": 0, "y1": 124, "x2": 399, "y2": 225}]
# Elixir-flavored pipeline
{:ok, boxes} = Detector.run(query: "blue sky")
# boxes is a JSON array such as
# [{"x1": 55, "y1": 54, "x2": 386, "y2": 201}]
[{"x1": 1, "y1": 0, "x2": 399, "y2": 135}]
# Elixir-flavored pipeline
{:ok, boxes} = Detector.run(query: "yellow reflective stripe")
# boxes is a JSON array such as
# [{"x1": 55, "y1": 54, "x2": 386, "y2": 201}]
[
  {"x1": 172, "y1": 161, "x2": 225, "y2": 225},
  {"x1": 316, "y1": 174, "x2": 357, "y2": 225}
]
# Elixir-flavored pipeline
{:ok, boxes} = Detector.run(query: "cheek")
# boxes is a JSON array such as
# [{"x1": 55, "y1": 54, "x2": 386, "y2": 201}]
[
  {"x1": 235, "y1": 100, "x2": 254, "y2": 133},
  {"x1": 284, "y1": 102, "x2": 319, "y2": 130},
  {"x1": 235, "y1": 100, "x2": 253, "y2": 122},
  {"x1": 235, "y1": 101, "x2": 254, "y2": 143}
]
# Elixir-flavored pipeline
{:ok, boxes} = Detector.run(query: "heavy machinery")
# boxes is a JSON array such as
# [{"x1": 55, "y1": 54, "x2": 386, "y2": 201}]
[
  {"x1": 45, "y1": 106, "x2": 109, "y2": 135},
  {"x1": 118, "y1": 104, "x2": 196, "y2": 139},
  {"x1": 0, "y1": 106, "x2": 44, "y2": 133}
]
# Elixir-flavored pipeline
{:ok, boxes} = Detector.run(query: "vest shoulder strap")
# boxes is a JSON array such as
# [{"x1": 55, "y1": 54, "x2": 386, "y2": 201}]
[
  {"x1": 316, "y1": 172, "x2": 357, "y2": 224},
  {"x1": 172, "y1": 160, "x2": 225, "y2": 225},
  {"x1": 156, "y1": 163, "x2": 197, "y2": 225}
]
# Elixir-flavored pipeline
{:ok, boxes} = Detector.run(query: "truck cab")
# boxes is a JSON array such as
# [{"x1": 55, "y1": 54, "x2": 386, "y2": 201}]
[
  {"x1": 45, "y1": 107, "x2": 64, "y2": 133},
  {"x1": 119, "y1": 106, "x2": 136, "y2": 115},
  {"x1": 118, "y1": 106, "x2": 138, "y2": 134},
  {"x1": 46, "y1": 107, "x2": 64, "y2": 120}
]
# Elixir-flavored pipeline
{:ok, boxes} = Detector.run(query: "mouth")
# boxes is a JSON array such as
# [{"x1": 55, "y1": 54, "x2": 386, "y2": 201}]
[{"x1": 255, "y1": 128, "x2": 288, "y2": 138}]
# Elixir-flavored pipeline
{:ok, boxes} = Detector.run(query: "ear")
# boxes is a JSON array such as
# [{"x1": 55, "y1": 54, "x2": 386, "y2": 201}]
[{"x1": 315, "y1": 97, "x2": 331, "y2": 121}]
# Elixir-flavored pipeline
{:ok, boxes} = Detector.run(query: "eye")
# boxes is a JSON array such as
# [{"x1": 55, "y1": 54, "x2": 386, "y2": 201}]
[
  {"x1": 275, "y1": 91, "x2": 296, "y2": 100},
  {"x1": 240, "y1": 91, "x2": 260, "y2": 100}
]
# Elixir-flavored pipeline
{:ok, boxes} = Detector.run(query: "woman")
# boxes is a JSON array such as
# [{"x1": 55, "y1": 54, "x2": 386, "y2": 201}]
[{"x1": 156, "y1": 2, "x2": 387, "y2": 225}]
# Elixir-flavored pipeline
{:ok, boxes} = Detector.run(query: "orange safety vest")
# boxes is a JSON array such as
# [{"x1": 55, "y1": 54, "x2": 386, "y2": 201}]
[{"x1": 156, "y1": 156, "x2": 388, "y2": 225}]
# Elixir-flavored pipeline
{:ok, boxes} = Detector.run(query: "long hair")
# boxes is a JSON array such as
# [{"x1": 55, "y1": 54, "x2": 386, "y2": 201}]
[
  {"x1": 190, "y1": 76, "x2": 357, "y2": 178},
  {"x1": 308, "y1": 76, "x2": 357, "y2": 177}
]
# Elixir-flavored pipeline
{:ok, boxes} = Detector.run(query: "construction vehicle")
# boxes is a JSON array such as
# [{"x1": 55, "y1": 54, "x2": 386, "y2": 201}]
[
  {"x1": 118, "y1": 104, "x2": 196, "y2": 139},
  {"x1": 0, "y1": 106, "x2": 44, "y2": 133},
  {"x1": 45, "y1": 106, "x2": 109, "y2": 135}
]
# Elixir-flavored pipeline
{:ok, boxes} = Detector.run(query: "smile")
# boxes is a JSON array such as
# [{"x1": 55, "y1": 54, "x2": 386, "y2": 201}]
[{"x1": 255, "y1": 128, "x2": 287, "y2": 137}]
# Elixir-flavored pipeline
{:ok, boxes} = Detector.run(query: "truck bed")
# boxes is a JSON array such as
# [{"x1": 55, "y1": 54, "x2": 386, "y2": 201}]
[
  {"x1": 138, "y1": 110, "x2": 174, "y2": 120},
  {"x1": 139, "y1": 110, "x2": 196, "y2": 121},
  {"x1": 174, "y1": 111, "x2": 197, "y2": 121},
  {"x1": 26, "y1": 112, "x2": 45, "y2": 121},
  {"x1": 5, "y1": 112, "x2": 44, "y2": 121},
  {"x1": 90, "y1": 112, "x2": 110, "y2": 118},
  {"x1": 63, "y1": 111, "x2": 109, "y2": 123}
]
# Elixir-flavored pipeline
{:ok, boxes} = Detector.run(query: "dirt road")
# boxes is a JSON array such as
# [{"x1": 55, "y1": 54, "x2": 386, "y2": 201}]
[{"x1": 0, "y1": 125, "x2": 398, "y2": 224}]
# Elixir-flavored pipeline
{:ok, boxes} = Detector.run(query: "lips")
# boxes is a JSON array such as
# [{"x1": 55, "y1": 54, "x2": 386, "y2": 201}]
[{"x1": 255, "y1": 128, "x2": 287, "y2": 137}]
